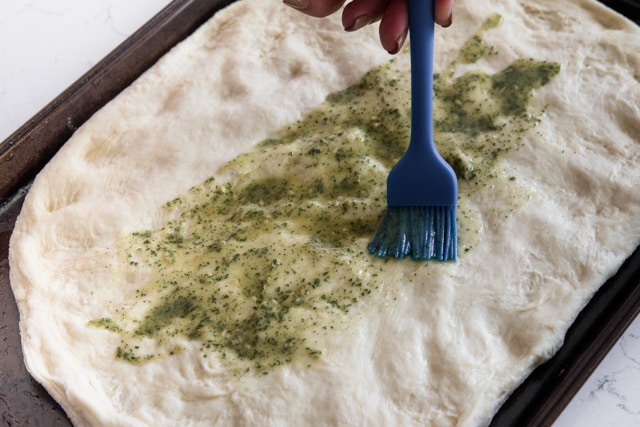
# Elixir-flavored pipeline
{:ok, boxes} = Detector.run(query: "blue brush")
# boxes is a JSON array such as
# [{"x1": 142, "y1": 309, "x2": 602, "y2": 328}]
[{"x1": 368, "y1": 0, "x2": 458, "y2": 261}]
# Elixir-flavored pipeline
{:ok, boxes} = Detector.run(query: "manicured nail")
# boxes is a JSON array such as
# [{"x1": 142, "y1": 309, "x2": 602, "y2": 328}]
[
  {"x1": 283, "y1": 0, "x2": 308, "y2": 10},
  {"x1": 388, "y1": 29, "x2": 408, "y2": 54},
  {"x1": 345, "y1": 15, "x2": 373, "y2": 32}
]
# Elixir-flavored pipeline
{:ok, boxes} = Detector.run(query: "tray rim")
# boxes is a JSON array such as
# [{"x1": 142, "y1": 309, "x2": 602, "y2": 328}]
[{"x1": 1, "y1": 0, "x2": 639, "y2": 425}]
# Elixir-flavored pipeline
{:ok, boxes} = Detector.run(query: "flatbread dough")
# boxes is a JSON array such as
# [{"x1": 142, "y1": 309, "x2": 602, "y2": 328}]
[{"x1": 9, "y1": 0, "x2": 640, "y2": 425}]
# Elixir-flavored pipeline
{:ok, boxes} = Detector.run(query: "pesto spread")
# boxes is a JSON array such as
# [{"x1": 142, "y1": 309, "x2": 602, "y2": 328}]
[{"x1": 91, "y1": 15, "x2": 559, "y2": 373}]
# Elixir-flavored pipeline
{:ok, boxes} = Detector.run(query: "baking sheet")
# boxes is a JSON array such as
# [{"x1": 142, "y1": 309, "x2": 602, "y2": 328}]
[{"x1": 1, "y1": 0, "x2": 639, "y2": 425}]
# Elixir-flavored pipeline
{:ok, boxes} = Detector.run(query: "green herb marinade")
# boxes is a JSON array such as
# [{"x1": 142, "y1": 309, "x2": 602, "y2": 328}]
[{"x1": 90, "y1": 15, "x2": 559, "y2": 374}]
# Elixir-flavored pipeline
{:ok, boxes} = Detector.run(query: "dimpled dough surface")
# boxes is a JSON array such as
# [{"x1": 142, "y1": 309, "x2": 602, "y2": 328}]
[{"x1": 8, "y1": 0, "x2": 640, "y2": 425}]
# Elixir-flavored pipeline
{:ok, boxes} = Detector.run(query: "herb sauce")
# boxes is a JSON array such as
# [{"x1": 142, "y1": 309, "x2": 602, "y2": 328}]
[{"x1": 90, "y1": 15, "x2": 559, "y2": 373}]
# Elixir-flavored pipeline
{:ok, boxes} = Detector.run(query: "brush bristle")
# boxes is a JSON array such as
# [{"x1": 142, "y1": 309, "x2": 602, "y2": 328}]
[{"x1": 368, "y1": 206, "x2": 457, "y2": 261}]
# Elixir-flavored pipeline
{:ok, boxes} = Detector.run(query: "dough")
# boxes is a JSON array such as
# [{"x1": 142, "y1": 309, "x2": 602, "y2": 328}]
[{"x1": 9, "y1": 0, "x2": 640, "y2": 425}]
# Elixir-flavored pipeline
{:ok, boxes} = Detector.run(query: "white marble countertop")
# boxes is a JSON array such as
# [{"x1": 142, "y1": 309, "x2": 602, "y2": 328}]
[{"x1": 1, "y1": 1, "x2": 638, "y2": 426}]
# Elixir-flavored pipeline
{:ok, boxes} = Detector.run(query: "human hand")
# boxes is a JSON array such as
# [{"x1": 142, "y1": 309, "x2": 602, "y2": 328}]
[{"x1": 283, "y1": 0, "x2": 454, "y2": 54}]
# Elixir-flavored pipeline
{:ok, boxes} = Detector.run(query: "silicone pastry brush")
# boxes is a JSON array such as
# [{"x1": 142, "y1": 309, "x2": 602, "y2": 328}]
[{"x1": 368, "y1": 0, "x2": 458, "y2": 261}]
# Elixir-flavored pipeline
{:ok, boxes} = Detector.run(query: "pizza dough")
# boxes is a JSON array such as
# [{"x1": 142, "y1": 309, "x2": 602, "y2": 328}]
[{"x1": 9, "y1": 0, "x2": 640, "y2": 425}]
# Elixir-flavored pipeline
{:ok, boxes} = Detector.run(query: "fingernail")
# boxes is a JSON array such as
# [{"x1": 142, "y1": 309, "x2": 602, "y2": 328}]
[
  {"x1": 345, "y1": 15, "x2": 373, "y2": 32},
  {"x1": 388, "y1": 29, "x2": 408, "y2": 54},
  {"x1": 283, "y1": 0, "x2": 308, "y2": 10}
]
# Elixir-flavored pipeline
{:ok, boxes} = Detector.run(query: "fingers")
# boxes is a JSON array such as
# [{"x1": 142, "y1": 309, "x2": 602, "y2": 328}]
[
  {"x1": 377, "y1": 0, "x2": 408, "y2": 54},
  {"x1": 342, "y1": 0, "x2": 390, "y2": 31},
  {"x1": 283, "y1": 0, "x2": 345, "y2": 18},
  {"x1": 434, "y1": 0, "x2": 454, "y2": 27},
  {"x1": 343, "y1": 0, "x2": 454, "y2": 54},
  {"x1": 284, "y1": 0, "x2": 454, "y2": 54},
  {"x1": 342, "y1": 0, "x2": 407, "y2": 53}
]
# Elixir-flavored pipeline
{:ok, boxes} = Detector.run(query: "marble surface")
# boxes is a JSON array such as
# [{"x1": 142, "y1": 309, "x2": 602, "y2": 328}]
[{"x1": 0, "y1": 1, "x2": 638, "y2": 426}]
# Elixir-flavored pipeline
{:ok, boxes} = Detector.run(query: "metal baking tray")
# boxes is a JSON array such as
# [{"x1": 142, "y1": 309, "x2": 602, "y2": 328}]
[{"x1": 1, "y1": 0, "x2": 639, "y2": 425}]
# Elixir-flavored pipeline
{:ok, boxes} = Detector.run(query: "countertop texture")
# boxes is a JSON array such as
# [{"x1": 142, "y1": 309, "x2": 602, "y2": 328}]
[{"x1": 1, "y1": 1, "x2": 639, "y2": 426}]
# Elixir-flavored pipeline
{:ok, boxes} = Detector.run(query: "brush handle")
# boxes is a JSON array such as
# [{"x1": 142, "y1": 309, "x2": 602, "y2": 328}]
[
  {"x1": 386, "y1": 0, "x2": 457, "y2": 207},
  {"x1": 408, "y1": 0, "x2": 436, "y2": 157}
]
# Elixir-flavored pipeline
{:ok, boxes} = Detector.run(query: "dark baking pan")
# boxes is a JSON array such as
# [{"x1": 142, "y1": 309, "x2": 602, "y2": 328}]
[{"x1": 1, "y1": 0, "x2": 639, "y2": 425}]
